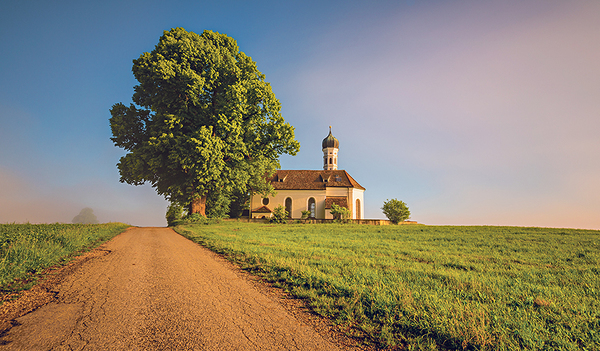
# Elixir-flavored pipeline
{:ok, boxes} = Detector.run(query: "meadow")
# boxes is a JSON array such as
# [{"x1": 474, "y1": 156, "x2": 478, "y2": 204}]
[
  {"x1": 0, "y1": 223, "x2": 129, "y2": 292},
  {"x1": 175, "y1": 222, "x2": 600, "y2": 350}
]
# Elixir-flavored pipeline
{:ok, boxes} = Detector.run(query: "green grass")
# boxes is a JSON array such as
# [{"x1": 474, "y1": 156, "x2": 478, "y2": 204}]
[
  {"x1": 0, "y1": 223, "x2": 130, "y2": 291},
  {"x1": 174, "y1": 222, "x2": 600, "y2": 350}
]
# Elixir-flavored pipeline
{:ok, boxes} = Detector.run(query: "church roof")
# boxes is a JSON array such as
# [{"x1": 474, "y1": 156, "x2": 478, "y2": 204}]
[
  {"x1": 268, "y1": 170, "x2": 365, "y2": 191},
  {"x1": 322, "y1": 129, "x2": 339, "y2": 149}
]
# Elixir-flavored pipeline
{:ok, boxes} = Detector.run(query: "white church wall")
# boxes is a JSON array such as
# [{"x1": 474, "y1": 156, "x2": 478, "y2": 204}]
[
  {"x1": 351, "y1": 188, "x2": 365, "y2": 220},
  {"x1": 251, "y1": 190, "x2": 327, "y2": 219}
]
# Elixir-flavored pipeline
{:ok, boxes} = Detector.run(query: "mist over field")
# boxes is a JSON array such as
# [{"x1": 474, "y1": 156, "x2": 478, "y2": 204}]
[{"x1": 0, "y1": 170, "x2": 168, "y2": 226}]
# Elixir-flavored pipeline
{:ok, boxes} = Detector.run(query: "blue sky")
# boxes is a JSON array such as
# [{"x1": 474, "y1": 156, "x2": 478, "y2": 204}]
[{"x1": 1, "y1": 0, "x2": 599, "y2": 228}]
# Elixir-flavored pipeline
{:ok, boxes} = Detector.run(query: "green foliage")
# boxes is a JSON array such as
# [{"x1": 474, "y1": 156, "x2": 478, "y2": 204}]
[
  {"x1": 205, "y1": 190, "x2": 230, "y2": 219},
  {"x1": 227, "y1": 190, "x2": 250, "y2": 218},
  {"x1": 109, "y1": 28, "x2": 300, "y2": 216},
  {"x1": 270, "y1": 205, "x2": 288, "y2": 223},
  {"x1": 330, "y1": 203, "x2": 350, "y2": 222},
  {"x1": 72, "y1": 207, "x2": 99, "y2": 224},
  {"x1": 381, "y1": 198, "x2": 410, "y2": 224},
  {"x1": 301, "y1": 210, "x2": 311, "y2": 220},
  {"x1": 166, "y1": 202, "x2": 185, "y2": 226},
  {"x1": 170, "y1": 213, "x2": 223, "y2": 226},
  {"x1": 174, "y1": 223, "x2": 600, "y2": 350},
  {"x1": 0, "y1": 223, "x2": 129, "y2": 290}
]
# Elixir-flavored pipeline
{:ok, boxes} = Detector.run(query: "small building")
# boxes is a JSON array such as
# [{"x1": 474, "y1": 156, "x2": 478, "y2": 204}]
[{"x1": 250, "y1": 128, "x2": 365, "y2": 220}]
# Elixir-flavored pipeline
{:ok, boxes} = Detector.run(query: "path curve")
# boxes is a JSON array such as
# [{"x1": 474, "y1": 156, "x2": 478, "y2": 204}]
[{"x1": 0, "y1": 227, "x2": 352, "y2": 350}]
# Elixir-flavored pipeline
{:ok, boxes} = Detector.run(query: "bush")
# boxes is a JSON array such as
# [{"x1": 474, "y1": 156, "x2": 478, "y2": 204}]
[
  {"x1": 271, "y1": 205, "x2": 288, "y2": 224},
  {"x1": 171, "y1": 214, "x2": 222, "y2": 226},
  {"x1": 330, "y1": 203, "x2": 350, "y2": 223},
  {"x1": 166, "y1": 202, "x2": 185, "y2": 226},
  {"x1": 382, "y1": 199, "x2": 410, "y2": 224}
]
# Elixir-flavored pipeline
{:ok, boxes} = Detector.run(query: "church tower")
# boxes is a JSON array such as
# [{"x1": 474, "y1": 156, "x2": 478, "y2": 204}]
[{"x1": 322, "y1": 126, "x2": 339, "y2": 170}]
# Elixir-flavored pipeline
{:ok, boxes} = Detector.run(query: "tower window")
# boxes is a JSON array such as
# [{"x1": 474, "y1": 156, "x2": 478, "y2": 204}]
[{"x1": 262, "y1": 198, "x2": 269, "y2": 206}]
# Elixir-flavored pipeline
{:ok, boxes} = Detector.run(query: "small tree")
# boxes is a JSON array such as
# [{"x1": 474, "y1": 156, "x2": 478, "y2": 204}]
[
  {"x1": 301, "y1": 210, "x2": 311, "y2": 220},
  {"x1": 72, "y1": 207, "x2": 99, "y2": 224},
  {"x1": 271, "y1": 205, "x2": 288, "y2": 224},
  {"x1": 330, "y1": 203, "x2": 350, "y2": 223},
  {"x1": 381, "y1": 199, "x2": 410, "y2": 224}
]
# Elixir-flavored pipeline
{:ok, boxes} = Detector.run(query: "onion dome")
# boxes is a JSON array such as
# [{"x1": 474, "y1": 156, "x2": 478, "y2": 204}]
[{"x1": 322, "y1": 126, "x2": 339, "y2": 149}]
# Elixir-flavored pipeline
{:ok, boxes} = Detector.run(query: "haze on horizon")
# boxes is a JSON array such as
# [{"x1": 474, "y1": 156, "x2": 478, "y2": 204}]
[{"x1": 1, "y1": 0, "x2": 599, "y2": 229}]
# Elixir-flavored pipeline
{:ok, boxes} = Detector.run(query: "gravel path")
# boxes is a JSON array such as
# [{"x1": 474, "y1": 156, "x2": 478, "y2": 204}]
[{"x1": 0, "y1": 227, "x2": 355, "y2": 350}]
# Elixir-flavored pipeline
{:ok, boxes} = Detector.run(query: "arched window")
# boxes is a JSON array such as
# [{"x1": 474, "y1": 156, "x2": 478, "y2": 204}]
[
  {"x1": 308, "y1": 198, "x2": 316, "y2": 218},
  {"x1": 329, "y1": 157, "x2": 332, "y2": 164},
  {"x1": 285, "y1": 197, "x2": 292, "y2": 218},
  {"x1": 355, "y1": 199, "x2": 361, "y2": 220}
]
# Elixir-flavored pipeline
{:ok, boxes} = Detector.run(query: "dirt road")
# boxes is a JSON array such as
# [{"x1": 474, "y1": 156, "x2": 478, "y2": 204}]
[{"x1": 0, "y1": 227, "x2": 351, "y2": 350}]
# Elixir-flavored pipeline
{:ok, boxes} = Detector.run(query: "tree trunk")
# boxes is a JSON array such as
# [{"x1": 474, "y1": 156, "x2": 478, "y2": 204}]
[{"x1": 190, "y1": 196, "x2": 207, "y2": 217}]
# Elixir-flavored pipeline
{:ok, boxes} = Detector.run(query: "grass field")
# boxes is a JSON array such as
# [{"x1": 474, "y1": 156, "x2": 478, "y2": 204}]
[
  {"x1": 175, "y1": 222, "x2": 600, "y2": 350},
  {"x1": 0, "y1": 223, "x2": 129, "y2": 292}
]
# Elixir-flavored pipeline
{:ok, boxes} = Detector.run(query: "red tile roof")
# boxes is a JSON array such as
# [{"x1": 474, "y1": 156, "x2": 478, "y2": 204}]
[
  {"x1": 252, "y1": 206, "x2": 272, "y2": 213},
  {"x1": 325, "y1": 196, "x2": 348, "y2": 209},
  {"x1": 268, "y1": 170, "x2": 365, "y2": 190}
]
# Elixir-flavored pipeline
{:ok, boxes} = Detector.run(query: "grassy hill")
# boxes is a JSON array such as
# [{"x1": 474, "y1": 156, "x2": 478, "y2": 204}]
[{"x1": 175, "y1": 222, "x2": 599, "y2": 350}]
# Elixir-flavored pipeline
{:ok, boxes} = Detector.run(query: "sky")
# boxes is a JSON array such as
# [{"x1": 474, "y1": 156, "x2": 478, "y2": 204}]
[{"x1": 1, "y1": 0, "x2": 599, "y2": 229}]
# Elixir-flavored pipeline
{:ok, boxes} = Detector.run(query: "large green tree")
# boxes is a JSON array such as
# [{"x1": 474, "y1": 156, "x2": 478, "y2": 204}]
[{"x1": 110, "y1": 28, "x2": 299, "y2": 216}]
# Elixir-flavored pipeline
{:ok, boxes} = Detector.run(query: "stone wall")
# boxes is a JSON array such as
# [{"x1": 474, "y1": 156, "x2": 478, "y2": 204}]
[{"x1": 223, "y1": 218, "x2": 420, "y2": 226}]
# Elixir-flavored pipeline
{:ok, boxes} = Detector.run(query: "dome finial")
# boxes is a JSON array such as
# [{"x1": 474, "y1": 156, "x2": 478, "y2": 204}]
[{"x1": 322, "y1": 127, "x2": 339, "y2": 149}]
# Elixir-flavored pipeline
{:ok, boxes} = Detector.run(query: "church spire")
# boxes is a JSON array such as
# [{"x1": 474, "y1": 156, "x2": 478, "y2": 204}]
[{"x1": 322, "y1": 126, "x2": 339, "y2": 170}]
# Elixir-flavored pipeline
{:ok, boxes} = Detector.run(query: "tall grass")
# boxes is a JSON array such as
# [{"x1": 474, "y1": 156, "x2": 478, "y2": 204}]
[
  {"x1": 175, "y1": 223, "x2": 600, "y2": 350},
  {"x1": 0, "y1": 223, "x2": 129, "y2": 289}
]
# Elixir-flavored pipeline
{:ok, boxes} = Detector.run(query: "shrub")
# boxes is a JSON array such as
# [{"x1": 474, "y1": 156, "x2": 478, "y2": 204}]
[
  {"x1": 301, "y1": 210, "x2": 311, "y2": 220},
  {"x1": 330, "y1": 203, "x2": 350, "y2": 223},
  {"x1": 381, "y1": 199, "x2": 410, "y2": 224},
  {"x1": 166, "y1": 202, "x2": 185, "y2": 226},
  {"x1": 172, "y1": 213, "x2": 222, "y2": 226},
  {"x1": 271, "y1": 205, "x2": 288, "y2": 224}
]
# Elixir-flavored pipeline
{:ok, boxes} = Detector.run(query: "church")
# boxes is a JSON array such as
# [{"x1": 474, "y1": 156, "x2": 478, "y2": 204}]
[{"x1": 250, "y1": 128, "x2": 365, "y2": 220}]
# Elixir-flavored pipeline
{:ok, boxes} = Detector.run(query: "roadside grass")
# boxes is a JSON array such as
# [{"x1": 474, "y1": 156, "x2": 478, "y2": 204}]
[
  {"x1": 0, "y1": 223, "x2": 130, "y2": 293},
  {"x1": 174, "y1": 222, "x2": 600, "y2": 350}
]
